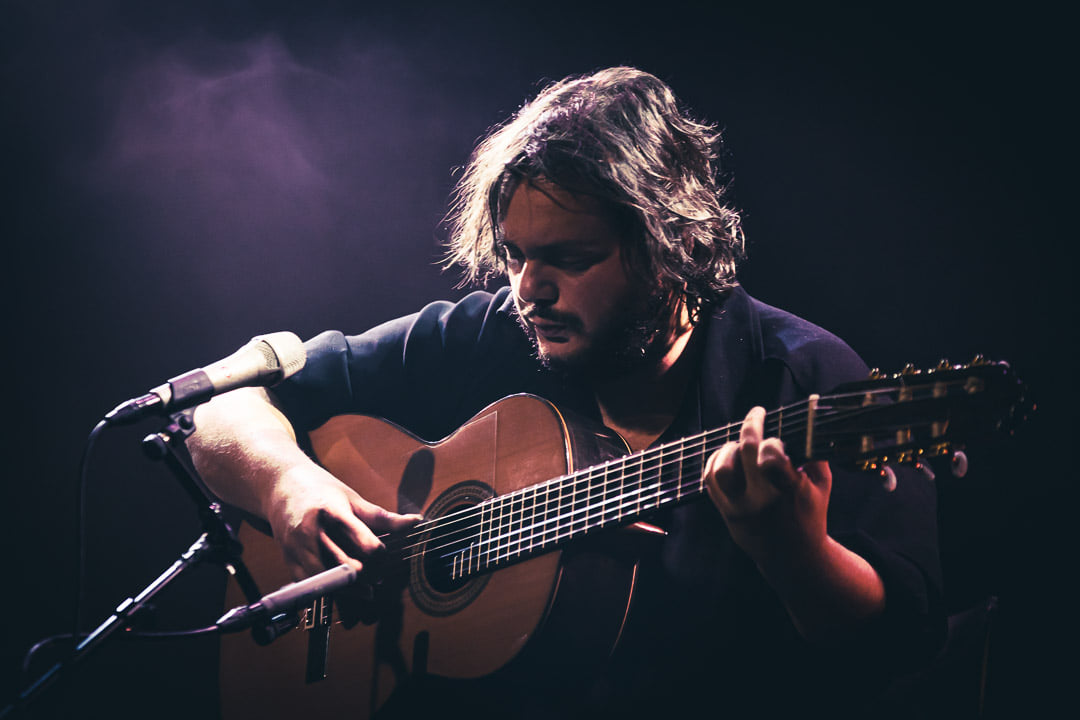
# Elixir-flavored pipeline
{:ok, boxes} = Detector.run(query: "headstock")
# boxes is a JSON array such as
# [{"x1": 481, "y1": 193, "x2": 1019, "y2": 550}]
[{"x1": 807, "y1": 357, "x2": 1031, "y2": 484}]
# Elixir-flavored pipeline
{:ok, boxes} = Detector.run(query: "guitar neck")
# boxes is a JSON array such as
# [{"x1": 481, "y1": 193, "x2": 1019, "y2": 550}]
[
  {"x1": 385, "y1": 359, "x2": 1024, "y2": 583},
  {"x1": 430, "y1": 397, "x2": 819, "y2": 581}
]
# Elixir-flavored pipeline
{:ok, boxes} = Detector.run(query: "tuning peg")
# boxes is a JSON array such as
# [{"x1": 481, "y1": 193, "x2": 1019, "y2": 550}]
[
  {"x1": 950, "y1": 451, "x2": 969, "y2": 478},
  {"x1": 970, "y1": 354, "x2": 987, "y2": 366},
  {"x1": 915, "y1": 462, "x2": 936, "y2": 482},
  {"x1": 935, "y1": 358, "x2": 952, "y2": 371},
  {"x1": 901, "y1": 363, "x2": 919, "y2": 376},
  {"x1": 879, "y1": 466, "x2": 898, "y2": 492},
  {"x1": 868, "y1": 368, "x2": 883, "y2": 380}
]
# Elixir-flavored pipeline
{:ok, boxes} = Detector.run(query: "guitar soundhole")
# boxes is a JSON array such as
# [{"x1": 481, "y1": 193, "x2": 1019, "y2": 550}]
[{"x1": 409, "y1": 481, "x2": 494, "y2": 617}]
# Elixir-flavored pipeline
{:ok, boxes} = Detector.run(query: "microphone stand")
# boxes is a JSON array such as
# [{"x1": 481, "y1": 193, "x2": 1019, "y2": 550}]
[{"x1": 1, "y1": 409, "x2": 264, "y2": 718}]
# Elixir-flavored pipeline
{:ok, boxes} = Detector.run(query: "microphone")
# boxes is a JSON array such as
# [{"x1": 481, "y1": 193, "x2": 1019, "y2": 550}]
[
  {"x1": 104, "y1": 331, "x2": 307, "y2": 425},
  {"x1": 215, "y1": 563, "x2": 358, "y2": 636}
]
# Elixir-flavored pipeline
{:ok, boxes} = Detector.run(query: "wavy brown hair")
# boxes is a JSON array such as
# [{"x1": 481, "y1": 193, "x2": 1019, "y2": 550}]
[{"x1": 443, "y1": 67, "x2": 744, "y2": 316}]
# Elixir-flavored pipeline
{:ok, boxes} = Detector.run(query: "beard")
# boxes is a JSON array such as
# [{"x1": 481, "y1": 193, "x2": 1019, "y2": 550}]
[{"x1": 515, "y1": 286, "x2": 675, "y2": 382}]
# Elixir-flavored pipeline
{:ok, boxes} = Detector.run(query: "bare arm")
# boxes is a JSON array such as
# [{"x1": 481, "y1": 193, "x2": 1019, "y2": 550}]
[
  {"x1": 703, "y1": 407, "x2": 886, "y2": 644},
  {"x1": 188, "y1": 387, "x2": 419, "y2": 580}
]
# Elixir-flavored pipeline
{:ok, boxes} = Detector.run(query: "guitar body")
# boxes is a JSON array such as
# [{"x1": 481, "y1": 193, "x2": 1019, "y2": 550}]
[{"x1": 220, "y1": 394, "x2": 638, "y2": 719}]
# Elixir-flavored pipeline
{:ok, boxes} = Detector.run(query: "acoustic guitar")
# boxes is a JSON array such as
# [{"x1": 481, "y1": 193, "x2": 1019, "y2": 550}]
[{"x1": 219, "y1": 358, "x2": 1028, "y2": 718}]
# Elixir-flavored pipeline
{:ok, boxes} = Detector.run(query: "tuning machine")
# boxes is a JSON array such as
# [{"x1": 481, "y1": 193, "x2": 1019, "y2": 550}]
[
  {"x1": 879, "y1": 466, "x2": 898, "y2": 492},
  {"x1": 950, "y1": 450, "x2": 969, "y2": 478}
]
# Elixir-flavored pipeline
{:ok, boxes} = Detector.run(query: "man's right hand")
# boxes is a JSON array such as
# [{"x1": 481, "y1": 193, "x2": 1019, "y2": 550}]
[
  {"x1": 268, "y1": 464, "x2": 422, "y2": 581},
  {"x1": 188, "y1": 387, "x2": 422, "y2": 583}
]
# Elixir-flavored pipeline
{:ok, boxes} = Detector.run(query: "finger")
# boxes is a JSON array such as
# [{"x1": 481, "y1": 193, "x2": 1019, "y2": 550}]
[
  {"x1": 738, "y1": 407, "x2": 766, "y2": 477},
  {"x1": 320, "y1": 506, "x2": 386, "y2": 557},
  {"x1": 351, "y1": 495, "x2": 424, "y2": 532},
  {"x1": 704, "y1": 443, "x2": 743, "y2": 510},
  {"x1": 758, "y1": 438, "x2": 799, "y2": 492},
  {"x1": 319, "y1": 529, "x2": 366, "y2": 574},
  {"x1": 802, "y1": 460, "x2": 832, "y2": 489}
]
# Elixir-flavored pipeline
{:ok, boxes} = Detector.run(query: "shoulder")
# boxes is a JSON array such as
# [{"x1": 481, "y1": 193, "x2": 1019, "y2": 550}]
[
  {"x1": 738, "y1": 289, "x2": 870, "y2": 394},
  {"x1": 274, "y1": 287, "x2": 525, "y2": 433},
  {"x1": 406, "y1": 287, "x2": 517, "y2": 343},
  {"x1": 300, "y1": 287, "x2": 515, "y2": 359}
]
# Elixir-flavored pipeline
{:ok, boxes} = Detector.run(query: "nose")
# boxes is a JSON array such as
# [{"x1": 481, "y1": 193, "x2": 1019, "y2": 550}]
[{"x1": 514, "y1": 259, "x2": 557, "y2": 305}]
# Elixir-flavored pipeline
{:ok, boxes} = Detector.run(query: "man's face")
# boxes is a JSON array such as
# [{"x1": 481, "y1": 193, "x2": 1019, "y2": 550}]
[{"x1": 500, "y1": 179, "x2": 669, "y2": 376}]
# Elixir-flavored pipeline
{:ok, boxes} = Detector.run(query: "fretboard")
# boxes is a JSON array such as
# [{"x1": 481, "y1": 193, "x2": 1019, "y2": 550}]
[{"x1": 437, "y1": 398, "x2": 815, "y2": 580}]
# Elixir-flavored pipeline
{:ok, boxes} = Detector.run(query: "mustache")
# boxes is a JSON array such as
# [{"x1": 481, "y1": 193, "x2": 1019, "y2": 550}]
[{"x1": 519, "y1": 306, "x2": 582, "y2": 331}]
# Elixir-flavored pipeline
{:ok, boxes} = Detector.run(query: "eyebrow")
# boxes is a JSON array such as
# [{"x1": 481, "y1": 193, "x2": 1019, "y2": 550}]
[{"x1": 498, "y1": 237, "x2": 612, "y2": 255}]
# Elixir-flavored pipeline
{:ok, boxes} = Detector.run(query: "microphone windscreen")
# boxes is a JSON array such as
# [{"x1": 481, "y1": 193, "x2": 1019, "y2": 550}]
[{"x1": 255, "y1": 332, "x2": 306, "y2": 380}]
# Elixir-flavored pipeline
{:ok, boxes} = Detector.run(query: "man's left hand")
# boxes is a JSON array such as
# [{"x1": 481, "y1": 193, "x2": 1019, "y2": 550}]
[{"x1": 703, "y1": 406, "x2": 831, "y2": 566}]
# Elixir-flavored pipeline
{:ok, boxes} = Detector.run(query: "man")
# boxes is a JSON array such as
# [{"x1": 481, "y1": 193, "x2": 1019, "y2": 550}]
[{"x1": 189, "y1": 67, "x2": 943, "y2": 716}]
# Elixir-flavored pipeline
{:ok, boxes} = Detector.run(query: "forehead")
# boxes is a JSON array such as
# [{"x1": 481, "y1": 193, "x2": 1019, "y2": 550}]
[{"x1": 501, "y1": 180, "x2": 625, "y2": 249}]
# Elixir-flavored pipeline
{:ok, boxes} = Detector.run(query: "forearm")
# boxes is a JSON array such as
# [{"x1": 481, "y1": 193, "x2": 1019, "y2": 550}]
[
  {"x1": 754, "y1": 534, "x2": 886, "y2": 645},
  {"x1": 188, "y1": 387, "x2": 309, "y2": 521}
]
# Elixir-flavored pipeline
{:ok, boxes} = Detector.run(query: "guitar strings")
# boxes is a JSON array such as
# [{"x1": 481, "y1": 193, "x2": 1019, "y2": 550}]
[
  {"x1": 388, "y1": 427, "x2": 797, "y2": 563},
  {"x1": 385, "y1": 386, "x2": 951, "y2": 566},
  {"x1": 392, "y1": 413, "x2": 937, "y2": 570},
  {"x1": 388, "y1": 381, "x2": 907, "y2": 549},
  {"x1": 379, "y1": 380, "x2": 967, "y2": 571}
]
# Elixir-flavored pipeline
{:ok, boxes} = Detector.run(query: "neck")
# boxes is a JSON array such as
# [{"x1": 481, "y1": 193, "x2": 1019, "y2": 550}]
[{"x1": 593, "y1": 300, "x2": 698, "y2": 451}]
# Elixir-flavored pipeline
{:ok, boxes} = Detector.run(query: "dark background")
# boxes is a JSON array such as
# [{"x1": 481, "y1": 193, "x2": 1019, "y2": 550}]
[{"x1": 2, "y1": 1, "x2": 1072, "y2": 717}]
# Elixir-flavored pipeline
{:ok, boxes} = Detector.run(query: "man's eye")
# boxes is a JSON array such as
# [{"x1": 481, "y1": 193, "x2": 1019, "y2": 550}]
[
  {"x1": 554, "y1": 255, "x2": 601, "y2": 271},
  {"x1": 498, "y1": 243, "x2": 523, "y2": 267}
]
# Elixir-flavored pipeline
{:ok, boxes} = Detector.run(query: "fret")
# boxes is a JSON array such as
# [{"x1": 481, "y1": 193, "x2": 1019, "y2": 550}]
[
  {"x1": 551, "y1": 480, "x2": 562, "y2": 549},
  {"x1": 488, "y1": 495, "x2": 499, "y2": 566},
  {"x1": 478, "y1": 500, "x2": 489, "y2": 573},
  {"x1": 637, "y1": 451, "x2": 652, "y2": 512},
  {"x1": 633, "y1": 452, "x2": 644, "y2": 517},
  {"x1": 602, "y1": 459, "x2": 618, "y2": 527},
  {"x1": 583, "y1": 468, "x2": 593, "y2": 533},
  {"x1": 511, "y1": 489, "x2": 523, "y2": 560},
  {"x1": 590, "y1": 466, "x2": 603, "y2": 532},
  {"x1": 640, "y1": 452, "x2": 651, "y2": 510},
  {"x1": 675, "y1": 440, "x2": 686, "y2": 501},
  {"x1": 662, "y1": 447, "x2": 676, "y2": 506},
  {"x1": 525, "y1": 484, "x2": 539, "y2": 552},
  {"x1": 502, "y1": 491, "x2": 512, "y2": 562},
  {"x1": 647, "y1": 448, "x2": 662, "y2": 510},
  {"x1": 616, "y1": 457, "x2": 626, "y2": 525},
  {"x1": 519, "y1": 487, "x2": 530, "y2": 554},
  {"x1": 539, "y1": 480, "x2": 550, "y2": 550},
  {"x1": 599, "y1": 463, "x2": 611, "y2": 528},
  {"x1": 571, "y1": 473, "x2": 586, "y2": 537},
  {"x1": 553, "y1": 480, "x2": 561, "y2": 545},
  {"x1": 497, "y1": 492, "x2": 511, "y2": 565},
  {"x1": 519, "y1": 488, "x2": 529, "y2": 556}
]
